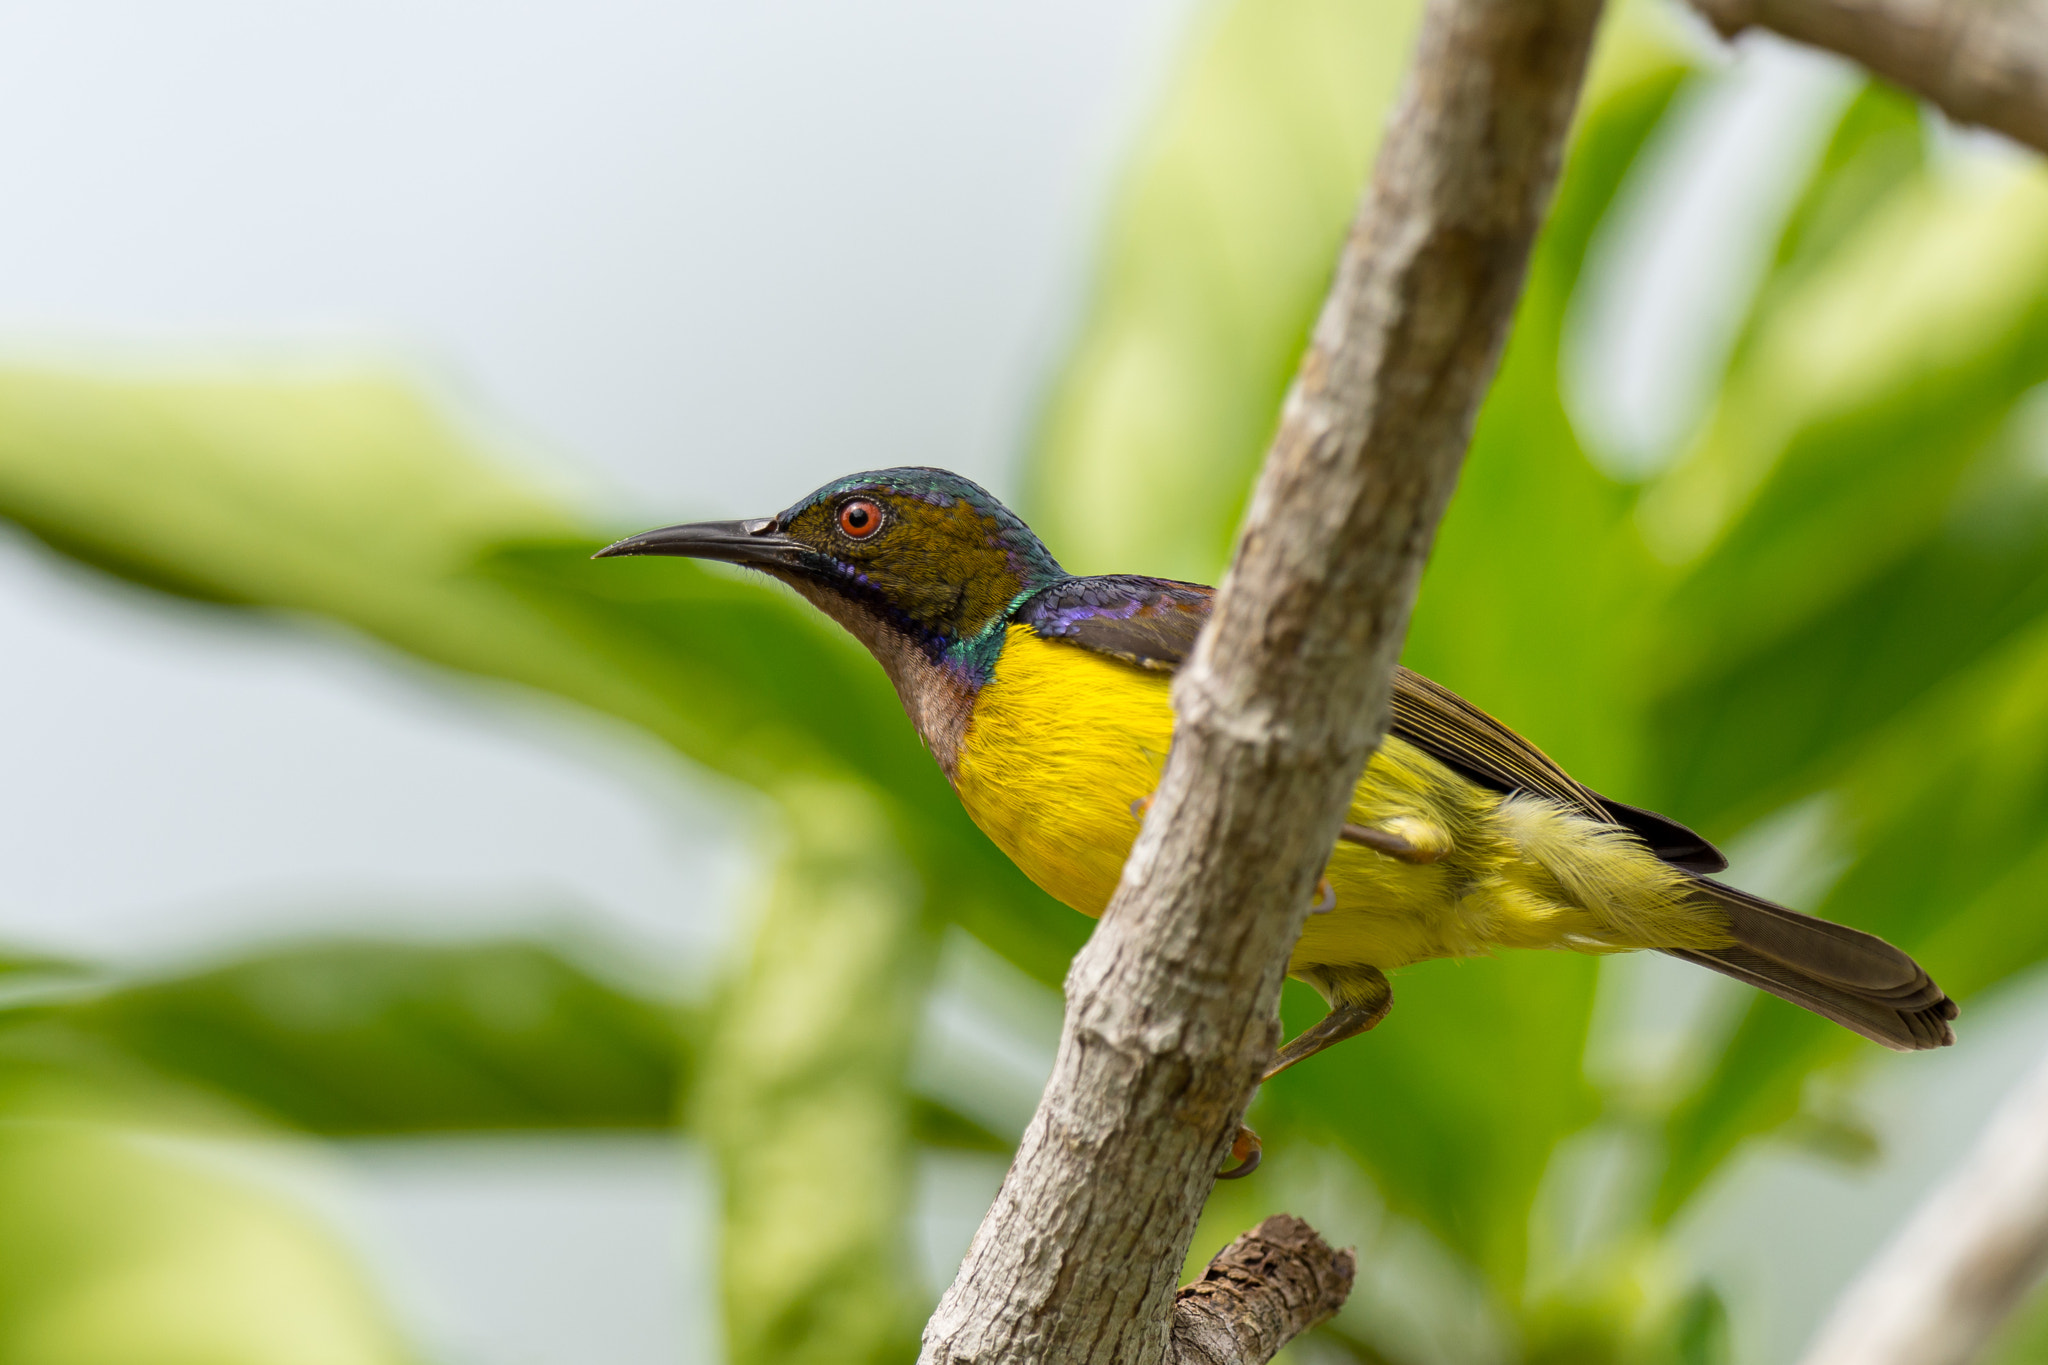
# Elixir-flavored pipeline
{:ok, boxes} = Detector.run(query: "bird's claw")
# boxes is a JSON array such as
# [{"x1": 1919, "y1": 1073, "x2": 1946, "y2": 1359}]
[
  {"x1": 1310, "y1": 876, "x2": 1336, "y2": 914},
  {"x1": 1217, "y1": 1125, "x2": 1262, "y2": 1180},
  {"x1": 1129, "y1": 793, "x2": 1154, "y2": 820}
]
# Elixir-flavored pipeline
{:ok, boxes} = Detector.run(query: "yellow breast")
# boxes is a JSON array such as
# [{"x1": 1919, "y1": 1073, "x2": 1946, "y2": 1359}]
[
  {"x1": 955, "y1": 626, "x2": 1175, "y2": 915},
  {"x1": 953, "y1": 626, "x2": 1720, "y2": 976}
]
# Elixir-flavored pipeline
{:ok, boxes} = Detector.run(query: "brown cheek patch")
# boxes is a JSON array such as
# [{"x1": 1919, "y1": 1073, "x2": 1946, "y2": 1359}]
[{"x1": 915, "y1": 499, "x2": 1021, "y2": 627}]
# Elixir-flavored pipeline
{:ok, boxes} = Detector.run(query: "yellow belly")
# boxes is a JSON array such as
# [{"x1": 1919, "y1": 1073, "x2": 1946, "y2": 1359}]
[{"x1": 953, "y1": 627, "x2": 1725, "y2": 976}]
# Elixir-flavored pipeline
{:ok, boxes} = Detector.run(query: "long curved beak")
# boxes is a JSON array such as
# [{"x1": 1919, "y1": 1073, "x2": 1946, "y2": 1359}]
[{"x1": 593, "y1": 517, "x2": 800, "y2": 568}]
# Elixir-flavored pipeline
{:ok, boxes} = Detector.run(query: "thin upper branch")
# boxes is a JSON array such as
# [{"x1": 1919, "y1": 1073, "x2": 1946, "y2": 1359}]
[
  {"x1": 918, "y1": 2, "x2": 1604, "y2": 1363},
  {"x1": 1797, "y1": 1045, "x2": 2048, "y2": 1365},
  {"x1": 1688, "y1": 0, "x2": 2048, "y2": 156}
]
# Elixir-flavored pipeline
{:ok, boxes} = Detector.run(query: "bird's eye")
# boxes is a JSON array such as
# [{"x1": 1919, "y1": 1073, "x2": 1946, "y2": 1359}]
[{"x1": 838, "y1": 499, "x2": 883, "y2": 539}]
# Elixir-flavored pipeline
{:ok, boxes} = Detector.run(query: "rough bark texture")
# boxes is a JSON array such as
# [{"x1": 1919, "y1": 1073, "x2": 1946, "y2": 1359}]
[
  {"x1": 1689, "y1": 0, "x2": 2048, "y2": 156},
  {"x1": 918, "y1": 2, "x2": 1605, "y2": 1362},
  {"x1": 1797, "y1": 1045, "x2": 2048, "y2": 1365},
  {"x1": 1167, "y1": 1217, "x2": 1358, "y2": 1365}
]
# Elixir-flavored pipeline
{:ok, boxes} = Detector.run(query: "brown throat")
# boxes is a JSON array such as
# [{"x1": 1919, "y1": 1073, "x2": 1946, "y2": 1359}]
[{"x1": 779, "y1": 575, "x2": 977, "y2": 782}]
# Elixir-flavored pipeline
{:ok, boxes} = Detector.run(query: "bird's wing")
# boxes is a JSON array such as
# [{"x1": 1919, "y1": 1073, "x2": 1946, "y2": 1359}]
[
  {"x1": 1014, "y1": 575, "x2": 1214, "y2": 671},
  {"x1": 1385, "y1": 671, "x2": 1726, "y2": 871},
  {"x1": 1385, "y1": 666, "x2": 1611, "y2": 821},
  {"x1": 1019, "y1": 575, "x2": 1727, "y2": 874}
]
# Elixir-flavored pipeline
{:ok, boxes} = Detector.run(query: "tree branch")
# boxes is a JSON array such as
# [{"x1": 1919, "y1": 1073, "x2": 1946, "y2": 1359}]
[
  {"x1": 918, "y1": 1, "x2": 1604, "y2": 1361},
  {"x1": 1686, "y1": 0, "x2": 2048, "y2": 157},
  {"x1": 1797, "y1": 1045, "x2": 2048, "y2": 1365},
  {"x1": 1168, "y1": 1217, "x2": 1358, "y2": 1365}
]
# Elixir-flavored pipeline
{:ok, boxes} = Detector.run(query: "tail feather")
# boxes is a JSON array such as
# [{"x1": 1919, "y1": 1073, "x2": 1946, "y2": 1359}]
[{"x1": 1666, "y1": 878, "x2": 1956, "y2": 1052}]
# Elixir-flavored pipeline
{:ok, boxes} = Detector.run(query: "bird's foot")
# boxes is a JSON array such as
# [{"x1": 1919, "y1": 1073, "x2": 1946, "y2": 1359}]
[{"x1": 1217, "y1": 1125, "x2": 1262, "y2": 1180}]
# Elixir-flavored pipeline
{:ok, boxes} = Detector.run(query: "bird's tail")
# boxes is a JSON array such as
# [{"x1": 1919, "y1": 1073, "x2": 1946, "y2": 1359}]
[{"x1": 1663, "y1": 878, "x2": 1957, "y2": 1051}]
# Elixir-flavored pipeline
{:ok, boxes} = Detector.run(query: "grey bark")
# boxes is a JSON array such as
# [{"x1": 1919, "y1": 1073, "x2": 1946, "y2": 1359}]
[
  {"x1": 917, "y1": 1, "x2": 1605, "y2": 1362},
  {"x1": 1797, "y1": 1044, "x2": 2048, "y2": 1365},
  {"x1": 1688, "y1": 0, "x2": 2048, "y2": 156}
]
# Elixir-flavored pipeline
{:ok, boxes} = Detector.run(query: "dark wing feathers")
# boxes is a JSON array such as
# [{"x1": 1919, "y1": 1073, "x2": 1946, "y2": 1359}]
[
  {"x1": 1595, "y1": 799, "x2": 1730, "y2": 875},
  {"x1": 1384, "y1": 668, "x2": 1607, "y2": 822},
  {"x1": 1015, "y1": 575, "x2": 1212, "y2": 671},
  {"x1": 1388, "y1": 670, "x2": 1726, "y2": 871}
]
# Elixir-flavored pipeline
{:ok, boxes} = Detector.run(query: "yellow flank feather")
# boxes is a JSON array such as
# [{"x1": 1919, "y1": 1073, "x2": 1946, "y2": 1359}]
[{"x1": 953, "y1": 627, "x2": 1732, "y2": 985}]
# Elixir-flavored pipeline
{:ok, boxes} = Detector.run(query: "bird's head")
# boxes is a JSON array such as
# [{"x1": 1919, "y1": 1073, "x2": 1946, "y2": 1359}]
[{"x1": 596, "y1": 466, "x2": 1067, "y2": 682}]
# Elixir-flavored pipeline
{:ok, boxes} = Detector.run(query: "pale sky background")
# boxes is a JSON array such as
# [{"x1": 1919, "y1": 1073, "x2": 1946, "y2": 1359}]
[
  {"x1": 1, "y1": 4, "x2": 2043, "y2": 1363},
  {"x1": 0, "y1": 3, "x2": 1186, "y2": 1361}
]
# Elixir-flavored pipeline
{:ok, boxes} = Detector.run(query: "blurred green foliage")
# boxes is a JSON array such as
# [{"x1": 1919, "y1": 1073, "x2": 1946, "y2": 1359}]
[
  {"x1": 3, "y1": 0, "x2": 2048, "y2": 1362},
  {"x1": 73, "y1": 940, "x2": 686, "y2": 1134},
  {"x1": 0, "y1": 937, "x2": 670, "y2": 1365},
  {"x1": 703, "y1": 781, "x2": 933, "y2": 1365},
  {"x1": 0, "y1": 1120, "x2": 408, "y2": 1365}
]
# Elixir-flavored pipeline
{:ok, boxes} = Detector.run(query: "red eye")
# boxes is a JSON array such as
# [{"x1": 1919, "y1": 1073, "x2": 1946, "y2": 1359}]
[{"x1": 838, "y1": 499, "x2": 882, "y2": 539}]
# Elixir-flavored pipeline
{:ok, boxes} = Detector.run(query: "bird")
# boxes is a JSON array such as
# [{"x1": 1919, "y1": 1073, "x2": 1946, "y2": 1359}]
[{"x1": 598, "y1": 466, "x2": 1955, "y2": 1162}]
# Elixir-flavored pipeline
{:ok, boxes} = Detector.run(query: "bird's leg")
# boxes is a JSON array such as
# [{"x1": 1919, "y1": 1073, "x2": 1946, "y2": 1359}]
[
  {"x1": 1216, "y1": 968, "x2": 1394, "y2": 1181},
  {"x1": 1338, "y1": 821, "x2": 1443, "y2": 864},
  {"x1": 1265, "y1": 965, "x2": 1394, "y2": 1080}
]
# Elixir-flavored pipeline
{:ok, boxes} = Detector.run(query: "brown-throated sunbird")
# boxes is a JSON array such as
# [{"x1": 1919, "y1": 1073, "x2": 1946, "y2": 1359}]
[{"x1": 599, "y1": 467, "x2": 1956, "y2": 1111}]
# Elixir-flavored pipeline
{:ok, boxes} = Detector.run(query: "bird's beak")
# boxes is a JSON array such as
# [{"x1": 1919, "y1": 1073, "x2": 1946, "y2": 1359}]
[{"x1": 592, "y1": 517, "x2": 801, "y2": 568}]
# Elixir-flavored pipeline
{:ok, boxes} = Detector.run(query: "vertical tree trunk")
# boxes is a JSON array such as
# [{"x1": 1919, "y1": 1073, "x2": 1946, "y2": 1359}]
[{"x1": 922, "y1": 2, "x2": 1606, "y2": 1361}]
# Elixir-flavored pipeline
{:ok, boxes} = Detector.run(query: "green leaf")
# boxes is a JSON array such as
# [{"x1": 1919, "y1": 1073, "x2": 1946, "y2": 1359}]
[
  {"x1": 67, "y1": 939, "x2": 687, "y2": 1134},
  {"x1": 1730, "y1": 81, "x2": 1925, "y2": 373},
  {"x1": 1672, "y1": 1282, "x2": 1732, "y2": 1365},
  {"x1": 701, "y1": 781, "x2": 933, "y2": 1365},
  {"x1": 1026, "y1": 0, "x2": 1427, "y2": 581},
  {"x1": 1984, "y1": 1273, "x2": 2048, "y2": 1365},
  {"x1": 0, "y1": 1124, "x2": 412, "y2": 1365},
  {"x1": 1639, "y1": 165, "x2": 2048, "y2": 622},
  {"x1": 0, "y1": 366, "x2": 1087, "y2": 986},
  {"x1": 1629, "y1": 159, "x2": 2048, "y2": 1218},
  {"x1": 0, "y1": 366, "x2": 570, "y2": 630},
  {"x1": 1650, "y1": 452, "x2": 2048, "y2": 832},
  {"x1": 1643, "y1": 163, "x2": 2048, "y2": 827},
  {"x1": 0, "y1": 366, "x2": 883, "y2": 792},
  {"x1": 908, "y1": 1096, "x2": 1014, "y2": 1154}
]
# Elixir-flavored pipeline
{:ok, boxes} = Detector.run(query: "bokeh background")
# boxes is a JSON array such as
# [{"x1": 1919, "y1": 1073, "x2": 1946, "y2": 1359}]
[{"x1": 3, "y1": 2, "x2": 2047, "y2": 1363}]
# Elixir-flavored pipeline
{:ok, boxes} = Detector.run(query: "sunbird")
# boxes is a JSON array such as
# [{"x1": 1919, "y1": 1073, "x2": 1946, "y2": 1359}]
[{"x1": 600, "y1": 467, "x2": 1956, "y2": 1083}]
